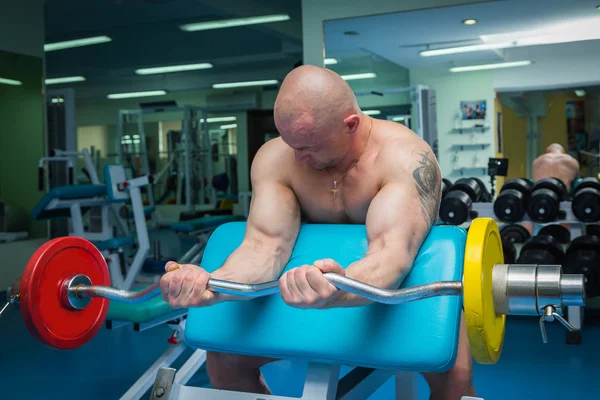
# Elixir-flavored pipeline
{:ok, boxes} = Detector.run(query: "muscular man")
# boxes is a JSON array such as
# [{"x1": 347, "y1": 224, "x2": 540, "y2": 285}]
[
  {"x1": 522, "y1": 143, "x2": 580, "y2": 234},
  {"x1": 160, "y1": 65, "x2": 474, "y2": 399},
  {"x1": 532, "y1": 143, "x2": 580, "y2": 192}
]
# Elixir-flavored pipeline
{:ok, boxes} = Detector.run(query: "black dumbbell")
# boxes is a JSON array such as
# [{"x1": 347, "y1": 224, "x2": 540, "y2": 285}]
[
  {"x1": 571, "y1": 177, "x2": 600, "y2": 223},
  {"x1": 537, "y1": 224, "x2": 571, "y2": 244},
  {"x1": 439, "y1": 178, "x2": 485, "y2": 225},
  {"x1": 563, "y1": 234, "x2": 600, "y2": 297},
  {"x1": 473, "y1": 177, "x2": 493, "y2": 202},
  {"x1": 527, "y1": 177, "x2": 567, "y2": 223},
  {"x1": 493, "y1": 178, "x2": 533, "y2": 223},
  {"x1": 516, "y1": 233, "x2": 565, "y2": 265},
  {"x1": 502, "y1": 238, "x2": 517, "y2": 264},
  {"x1": 500, "y1": 223, "x2": 531, "y2": 244},
  {"x1": 441, "y1": 178, "x2": 452, "y2": 199}
]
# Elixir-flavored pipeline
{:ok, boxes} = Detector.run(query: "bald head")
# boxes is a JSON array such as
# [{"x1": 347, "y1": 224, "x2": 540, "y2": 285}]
[
  {"x1": 274, "y1": 65, "x2": 359, "y2": 135},
  {"x1": 547, "y1": 143, "x2": 565, "y2": 153}
]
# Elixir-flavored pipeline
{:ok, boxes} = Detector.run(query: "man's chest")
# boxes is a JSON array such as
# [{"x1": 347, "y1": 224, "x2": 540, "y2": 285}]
[{"x1": 291, "y1": 172, "x2": 381, "y2": 224}]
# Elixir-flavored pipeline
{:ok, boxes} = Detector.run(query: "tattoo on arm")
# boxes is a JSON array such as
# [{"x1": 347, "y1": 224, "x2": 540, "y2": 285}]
[{"x1": 412, "y1": 150, "x2": 440, "y2": 227}]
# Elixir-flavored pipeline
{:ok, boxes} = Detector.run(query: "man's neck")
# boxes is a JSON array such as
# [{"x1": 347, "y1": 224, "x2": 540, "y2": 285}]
[{"x1": 329, "y1": 116, "x2": 372, "y2": 175}]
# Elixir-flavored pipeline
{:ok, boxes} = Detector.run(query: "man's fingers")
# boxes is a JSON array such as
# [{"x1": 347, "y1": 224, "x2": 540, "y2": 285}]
[
  {"x1": 313, "y1": 259, "x2": 345, "y2": 275},
  {"x1": 168, "y1": 268, "x2": 190, "y2": 300},
  {"x1": 305, "y1": 267, "x2": 336, "y2": 298}
]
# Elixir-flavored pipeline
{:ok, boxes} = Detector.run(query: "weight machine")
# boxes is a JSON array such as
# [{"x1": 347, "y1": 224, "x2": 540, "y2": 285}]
[
  {"x1": 37, "y1": 148, "x2": 129, "y2": 241},
  {"x1": 116, "y1": 105, "x2": 216, "y2": 213}
]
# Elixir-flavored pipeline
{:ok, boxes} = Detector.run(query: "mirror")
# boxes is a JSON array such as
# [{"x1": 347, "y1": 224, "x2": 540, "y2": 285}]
[{"x1": 324, "y1": 1, "x2": 600, "y2": 184}]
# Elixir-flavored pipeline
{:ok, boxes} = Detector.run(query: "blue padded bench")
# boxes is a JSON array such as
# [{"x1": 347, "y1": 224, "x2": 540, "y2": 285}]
[
  {"x1": 171, "y1": 215, "x2": 245, "y2": 234},
  {"x1": 93, "y1": 235, "x2": 136, "y2": 251},
  {"x1": 31, "y1": 184, "x2": 107, "y2": 220},
  {"x1": 185, "y1": 222, "x2": 466, "y2": 373}
]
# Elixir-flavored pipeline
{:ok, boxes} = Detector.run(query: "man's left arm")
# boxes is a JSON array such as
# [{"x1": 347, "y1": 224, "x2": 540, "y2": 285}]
[{"x1": 325, "y1": 146, "x2": 442, "y2": 308}]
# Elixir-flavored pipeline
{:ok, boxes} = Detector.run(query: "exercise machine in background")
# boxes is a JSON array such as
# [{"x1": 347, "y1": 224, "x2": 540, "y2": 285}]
[{"x1": 115, "y1": 104, "x2": 216, "y2": 214}]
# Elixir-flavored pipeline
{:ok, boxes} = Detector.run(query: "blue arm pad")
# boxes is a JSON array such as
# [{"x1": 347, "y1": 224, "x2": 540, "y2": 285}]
[
  {"x1": 185, "y1": 222, "x2": 466, "y2": 372},
  {"x1": 31, "y1": 184, "x2": 107, "y2": 220}
]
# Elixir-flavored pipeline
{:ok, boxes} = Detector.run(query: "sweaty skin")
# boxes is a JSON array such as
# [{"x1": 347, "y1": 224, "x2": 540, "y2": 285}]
[
  {"x1": 160, "y1": 65, "x2": 474, "y2": 399},
  {"x1": 522, "y1": 144, "x2": 580, "y2": 234}
]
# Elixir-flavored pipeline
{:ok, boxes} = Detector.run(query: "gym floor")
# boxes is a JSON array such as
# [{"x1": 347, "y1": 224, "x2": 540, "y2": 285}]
[
  {"x1": 1, "y1": 229, "x2": 597, "y2": 399},
  {"x1": 1, "y1": 303, "x2": 597, "y2": 399}
]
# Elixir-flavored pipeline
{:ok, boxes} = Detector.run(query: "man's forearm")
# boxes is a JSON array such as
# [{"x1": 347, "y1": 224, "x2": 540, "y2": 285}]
[
  {"x1": 324, "y1": 251, "x2": 412, "y2": 308},
  {"x1": 210, "y1": 239, "x2": 289, "y2": 283}
]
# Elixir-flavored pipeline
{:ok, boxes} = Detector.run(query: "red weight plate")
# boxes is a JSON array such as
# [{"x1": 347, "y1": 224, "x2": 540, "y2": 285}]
[{"x1": 20, "y1": 236, "x2": 110, "y2": 349}]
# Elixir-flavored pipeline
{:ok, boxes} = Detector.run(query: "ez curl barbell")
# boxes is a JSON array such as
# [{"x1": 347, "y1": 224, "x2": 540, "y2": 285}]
[{"x1": 2, "y1": 218, "x2": 586, "y2": 364}]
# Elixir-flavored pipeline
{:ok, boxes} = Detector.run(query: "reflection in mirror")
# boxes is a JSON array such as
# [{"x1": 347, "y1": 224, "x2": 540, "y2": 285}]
[{"x1": 324, "y1": 0, "x2": 600, "y2": 187}]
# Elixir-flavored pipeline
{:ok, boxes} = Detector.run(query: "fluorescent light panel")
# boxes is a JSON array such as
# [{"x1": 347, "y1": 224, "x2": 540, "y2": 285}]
[
  {"x1": 135, "y1": 63, "x2": 213, "y2": 75},
  {"x1": 212, "y1": 79, "x2": 279, "y2": 89},
  {"x1": 45, "y1": 76, "x2": 86, "y2": 85},
  {"x1": 392, "y1": 116, "x2": 407, "y2": 122},
  {"x1": 181, "y1": 14, "x2": 290, "y2": 32},
  {"x1": 201, "y1": 116, "x2": 237, "y2": 123},
  {"x1": 220, "y1": 124, "x2": 238, "y2": 129},
  {"x1": 341, "y1": 73, "x2": 377, "y2": 81},
  {"x1": 45, "y1": 35, "x2": 111, "y2": 52},
  {"x1": 422, "y1": 17, "x2": 600, "y2": 57},
  {"x1": 0, "y1": 77, "x2": 22, "y2": 86},
  {"x1": 450, "y1": 60, "x2": 532, "y2": 73},
  {"x1": 420, "y1": 42, "x2": 512, "y2": 57},
  {"x1": 324, "y1": 58, "x2": 338, "y2": 65},
  {"x1": 363, "y1": 110, "x2": 381, "y2": 116},
  {"x1": 107, "y1": 90, "x2": 167, "y2": 99}
]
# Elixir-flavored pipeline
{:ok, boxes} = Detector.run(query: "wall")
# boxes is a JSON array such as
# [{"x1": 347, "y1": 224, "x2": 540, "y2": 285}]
[
  {"x1": 500, "y1": 103, "x2": 528, "y2": 179},
  {"x1": 539, "y1": 93, "x2": 585, "y2": 153},
  {"x1": 410, "y1": 67, "x2": 496, "y2": 190},
  {"x1": 0, "y1": 51, "x2": 46, "y2": 238},
  {"x1": 301, "y1": 0, "x2": 490, "y2": 66},
  {"x1": 0, "y1": 0, "x2": 45, "y2": 58}
]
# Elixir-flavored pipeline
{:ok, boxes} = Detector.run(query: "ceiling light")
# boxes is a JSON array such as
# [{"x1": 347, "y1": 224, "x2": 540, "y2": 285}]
[
  {"x1": 0, "y1": 77, "x2": 22, "y2": 86},
  {"x1": 212, "y1": 79, "x2": 279, "y2": 89},
  {"x1": 420, "y1": 42, "x2": 512, "y2": 57},
  {"x1": 463, "y1": 19, "x2": 477, "y2": 25},
  {"x1": 363, "y1": 110, "x2": 381, "y2": 116},
  {"x1": 392, "y1": 116, "x2": 407, "y2": 122},
  {"x1": 575, "y1": 90, "x2": 586, "y2": 97},
  {"x1": 135, "y1": 63, "x2": 213, "y2": 75},
  {"x1": 44, "y1": 35, "x2": 112, "y2": 52},
  {"x1": 51, "y1": 98, "x2": 65, "y2": 104},
  {"x1": 450, "y1": 60, "x2": 532, "y2": 73},
  {"x1": 220, "y1": 124, "x2": 238, "y2": 129},
  {"x1": 107, "y1": 90, "x2": 167, "y2": 99},
  {"x1": 180, "y1": 14, "x2": 290, "y2": 32},
  {"x1": 45, "y1": 76, "x2": 86, "y2": 85},
  {"x1": 423, "y1": 17, "x2": 600, "y2": 57},
  {"x1": 324, "y1": 58, "x2": 338, "y2": 65},
  {"x1": 201, "y1": 116, "x2": 237, "y2": 123},
  {"x1": 341, "y1": 73, "x2": 377, "y2": 81}
]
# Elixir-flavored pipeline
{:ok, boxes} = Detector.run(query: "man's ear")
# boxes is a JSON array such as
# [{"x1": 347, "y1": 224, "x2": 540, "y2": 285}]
[{"x1": 343, "y1": 114, "x2": 361, "y2": 133}]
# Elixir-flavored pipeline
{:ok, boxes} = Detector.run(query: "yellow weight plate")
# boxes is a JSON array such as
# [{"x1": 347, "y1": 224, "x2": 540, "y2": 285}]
[{"x1": 463, "y1": 217, "x2": 506, "y2": 364}]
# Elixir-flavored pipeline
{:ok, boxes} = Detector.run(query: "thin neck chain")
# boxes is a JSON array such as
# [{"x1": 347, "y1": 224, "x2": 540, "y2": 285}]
[
  {"x1": 326, "y1": 116, "x2": 373, "y2": 183},
  {"x1": 325, "y1": 116, "x2": 373, "y2": 199}
]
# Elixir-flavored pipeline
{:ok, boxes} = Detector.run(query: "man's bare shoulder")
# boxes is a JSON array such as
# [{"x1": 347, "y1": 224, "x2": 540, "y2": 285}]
[
  {"x1": 252, "y1": 137, "x2": 294, "y2": 182},
  {"x1": 374, "y1": 120, "x2": 438, "y2": 178}
]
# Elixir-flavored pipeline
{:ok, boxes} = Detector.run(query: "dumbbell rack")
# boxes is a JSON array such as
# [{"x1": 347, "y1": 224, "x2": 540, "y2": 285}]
[{"x1": 465, "y1": 201, "x2": 587, "y2": 345}]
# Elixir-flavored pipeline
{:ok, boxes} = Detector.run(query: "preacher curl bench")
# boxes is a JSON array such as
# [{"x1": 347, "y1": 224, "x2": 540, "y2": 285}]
[{"x1": 6, "y1": 218, "x2": 586, "y2": 400}]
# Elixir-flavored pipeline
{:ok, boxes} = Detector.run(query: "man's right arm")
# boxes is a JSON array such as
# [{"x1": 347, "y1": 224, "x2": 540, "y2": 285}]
[
  {"x1": 160, "y1": 140, "x2": 301, "y2": 308},
  {"x1": 211, "y1": 140, "x2": 301, "y2": 283}
]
